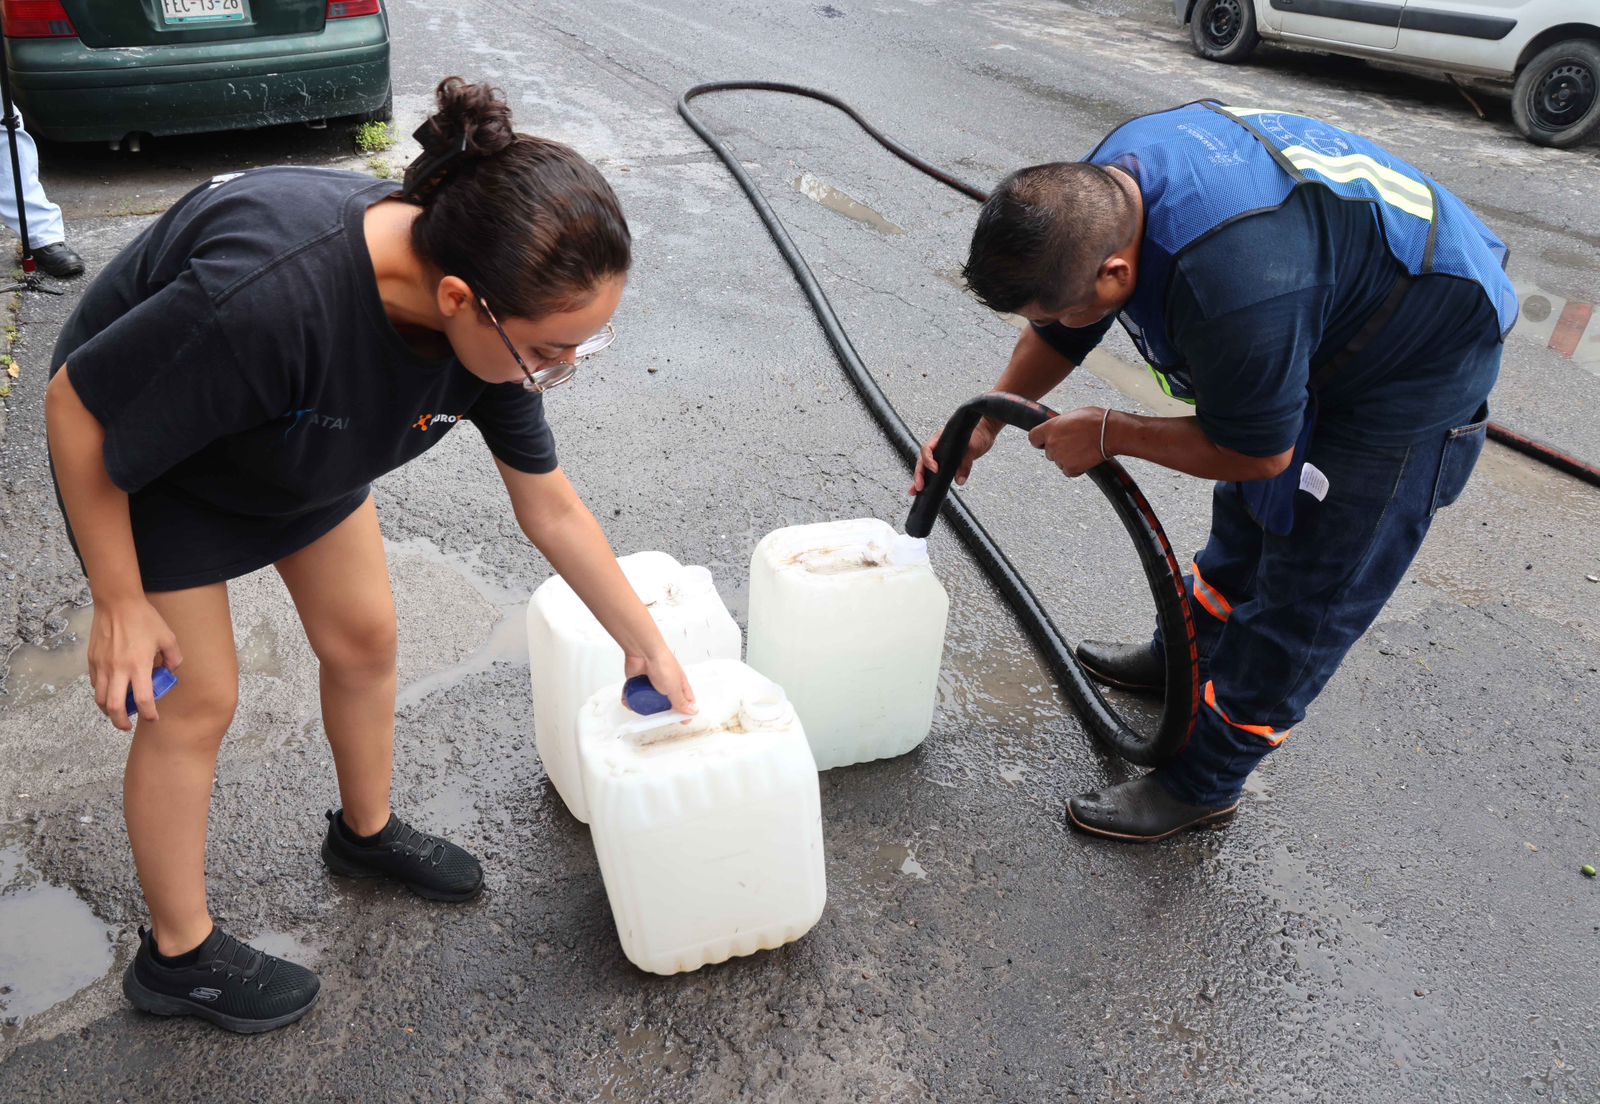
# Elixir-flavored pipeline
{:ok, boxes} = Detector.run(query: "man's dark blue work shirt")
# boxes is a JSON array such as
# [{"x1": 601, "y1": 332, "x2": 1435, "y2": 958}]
[{"x1": 1033, "y1": 184, "x2": 1504, "y2": 456}]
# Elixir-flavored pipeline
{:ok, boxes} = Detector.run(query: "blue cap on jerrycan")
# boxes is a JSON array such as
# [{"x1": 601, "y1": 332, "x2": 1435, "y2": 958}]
[
  {"x1": 622, "y1": 675, "x2": 673, "y2": 716},
  {"x1": 126, "y1": 666, "x2": 178, "y2": 718}
]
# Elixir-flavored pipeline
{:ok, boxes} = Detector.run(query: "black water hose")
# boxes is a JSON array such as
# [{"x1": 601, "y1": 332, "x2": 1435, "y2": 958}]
[
  {"x1": 679, "y1": 80, "x2": 1199, "y2": 765},
  {"x1": 905, "y1": 392, "x2": 1201, "y2": 764}
]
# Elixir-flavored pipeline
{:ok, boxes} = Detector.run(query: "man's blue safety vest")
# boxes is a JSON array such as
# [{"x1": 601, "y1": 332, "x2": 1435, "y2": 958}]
[
  {"x1": 1086, "y1": 101, "x2": 1519, "y2": 405},
  {"x1": 1083, "y1": 101, "x2": 1516, "y2": 533}
]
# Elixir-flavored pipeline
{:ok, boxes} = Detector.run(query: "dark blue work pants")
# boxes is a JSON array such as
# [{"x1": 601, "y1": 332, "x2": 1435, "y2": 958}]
[{"x1": 1152, "y1": 405, "x2": 1492, "y2": 806}]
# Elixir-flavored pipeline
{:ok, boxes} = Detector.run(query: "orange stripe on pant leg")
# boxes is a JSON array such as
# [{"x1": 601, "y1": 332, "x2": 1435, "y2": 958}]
[
  {"x1": 1204, "y1": 681, "x2": 1287, "y2": 746},
  {"x1": 1191, "y1": 563, "x2": 1233, "y2": 622}
]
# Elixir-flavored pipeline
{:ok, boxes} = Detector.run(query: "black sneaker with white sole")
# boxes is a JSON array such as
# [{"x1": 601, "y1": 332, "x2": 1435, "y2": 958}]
[
  {"x1": 122, "y1": 925, "x2": 320, "y2": 1034},
  {"x1": 320, "y1": 809, "x2": 484, "y2": 902}
]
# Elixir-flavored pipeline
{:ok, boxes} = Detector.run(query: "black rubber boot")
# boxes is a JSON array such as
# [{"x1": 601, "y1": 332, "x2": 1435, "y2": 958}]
[
  {"x1": 122, "y1": 925, "x2": 319, "y2": 1034},
  {"x1": 1075, "y1": 639, "x2": 1166, "y2": 695},
  {"x1": 321, "y1": 809, "x2": 484, "y2": 902},
  {"x1": 1067, "y1": 774, "x2": 1238, "y2": 842}
]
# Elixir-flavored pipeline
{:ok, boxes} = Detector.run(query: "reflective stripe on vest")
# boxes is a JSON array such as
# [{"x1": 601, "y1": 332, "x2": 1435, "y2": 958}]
[
  {"x1": 1222, "y1": 107, "x2": 1436, "y2": 221},
  {"x1": 1151, "y1": 367, "x2": 1196, "y2": 405}
]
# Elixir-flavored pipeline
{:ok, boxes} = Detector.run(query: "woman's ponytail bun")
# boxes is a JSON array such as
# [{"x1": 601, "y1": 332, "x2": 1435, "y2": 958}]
[
  {"x1": 403, "y1": 76, "x2": 632, "y2": 323},
  {"x1": 418, "y1": 76, "x2": 515, "y2": 160}
]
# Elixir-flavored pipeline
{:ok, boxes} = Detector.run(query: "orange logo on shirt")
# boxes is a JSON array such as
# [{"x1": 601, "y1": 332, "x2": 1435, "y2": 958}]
[
  {"x1": 413, "y1": 414, "x2": 433, "y2": 430},
  {"x1": 411, "y1": 413, "x2": 462, "y2": 432}
]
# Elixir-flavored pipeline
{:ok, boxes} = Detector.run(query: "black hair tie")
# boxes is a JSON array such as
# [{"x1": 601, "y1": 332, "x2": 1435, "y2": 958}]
[{"x1": 402, "y1": 122, "x2": 471, "y2": 202}]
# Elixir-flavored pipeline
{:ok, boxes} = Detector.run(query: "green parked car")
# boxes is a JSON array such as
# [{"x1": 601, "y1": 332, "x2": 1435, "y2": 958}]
[{"x1": 2, "y1": 0, "x2": 391, "y2": 144}]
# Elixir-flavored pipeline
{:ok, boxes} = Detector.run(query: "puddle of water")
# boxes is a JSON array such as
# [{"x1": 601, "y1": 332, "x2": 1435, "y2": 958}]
[
  {"x1": 936, "y1": 647, "x2": 1057, "y2": 729},
  {"x1": 1, "y1": 605, "x2": 93, "y2": 707},
  {"x1": 1257, "y1": 842, "x2": 1438, "y2": 1063},
  {"x1": 4, "y1": 540, "x2": 523, "y2": 715},
  {"x1": 1241, "y1": 771, "x2": 1273, "y2": 805},
  {"x1": 793, "y1": 173, "x2": 905, "y2": 235},
  {"x1": 1474, "y1": 442, "x2": 1600, "y2": 509},
  {"x1": 385, "y1": 537, "x2": 530, "y2": 712},
  {"x1": 395, "y1": 603, "x2": 526, "y2": 711},
  {"x1": 1146, "y1": 1005, "x2": 1211, "y2": 1078},
  {"x1": 867, "y1": 843, "x2": 928, "y2": 887},
  {"x1": 237, "y1": 621, "x2": 286, "y2": 680},
  {"x1": 0, "y1": 841, "x2": 116, "y2": 1033},
  {"x1": 1539, "y1": 248, "x2": 1600, "y2": 273},
  {"x1": 250, "y1": 929, "x2": 325, "y2": 969},
  {"x1": 598, "y1": 1024, "x2": 690, "y2": 1103},
  {"x1": 415, "y1": 775, "x2": 482, "y2": 838},
  {"x1": 1096, "y1": 685, "x2": 1166, "y2": 737},
  {"x1": 3, "y1": 603, "x2": 286, "y2": 705}
]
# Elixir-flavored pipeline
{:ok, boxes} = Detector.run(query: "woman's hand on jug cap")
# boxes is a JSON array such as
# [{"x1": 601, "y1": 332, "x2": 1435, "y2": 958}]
[{"x1": 625, "y1": 647, "x2": 697, "y2": 720}]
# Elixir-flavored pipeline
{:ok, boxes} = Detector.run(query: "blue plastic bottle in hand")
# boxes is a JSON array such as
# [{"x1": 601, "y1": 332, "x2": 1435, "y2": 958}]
[{"x1": 125, "y1": 666, "x2": 178, "y2": 718}]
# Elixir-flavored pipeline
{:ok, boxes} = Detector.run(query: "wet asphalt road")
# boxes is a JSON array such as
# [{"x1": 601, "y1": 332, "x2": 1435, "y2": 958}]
[{"x1": 2, "y1": 1, "x2": 1598, "y2": 1100}]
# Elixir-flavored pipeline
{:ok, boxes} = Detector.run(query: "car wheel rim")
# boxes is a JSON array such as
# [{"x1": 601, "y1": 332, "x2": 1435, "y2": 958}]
[
  {"x1": 1530, "y1": 61, "x2": 1597, "y2": 131},
  {"x1": 1202, "y1": 0, "x2": 1243, "y2": 48}
]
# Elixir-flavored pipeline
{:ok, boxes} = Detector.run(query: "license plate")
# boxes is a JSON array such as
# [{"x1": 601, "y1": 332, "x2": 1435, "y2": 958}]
[{"x1": 160, "y1": 0, "x2": 248, "y2": 26}]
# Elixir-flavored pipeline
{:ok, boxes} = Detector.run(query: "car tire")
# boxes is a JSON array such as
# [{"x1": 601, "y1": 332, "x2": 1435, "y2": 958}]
[
  {"x1": 1512, "y1": 39, "x2": 1600, "y2": 149},
  {"x1": 358, "y1": 84, "x2": 393, "y2": 125},
  {"x1": 1188, "y1": 0, "x2": 1259, "y2": 64}
]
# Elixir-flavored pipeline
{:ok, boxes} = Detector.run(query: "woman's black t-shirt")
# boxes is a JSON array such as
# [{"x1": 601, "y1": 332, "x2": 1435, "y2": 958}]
[{"x1": 50, "y1": 167, "x2": 557, "y2": 591}]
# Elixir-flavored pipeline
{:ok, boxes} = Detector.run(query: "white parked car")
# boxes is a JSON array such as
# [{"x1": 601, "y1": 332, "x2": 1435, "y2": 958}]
[{"x1": 1173, "y1": 0, "x2": 1600, "y2": 147}]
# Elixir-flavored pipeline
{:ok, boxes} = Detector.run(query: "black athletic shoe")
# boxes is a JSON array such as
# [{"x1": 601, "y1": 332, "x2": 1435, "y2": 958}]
[
  {"x1": 1076, "y1": 639, "x2": 1166, "y2": 695},
  {"x1": 122, "y1": 925, "x2": 319, "y2": 1034},
  {"x1": 1067, "y1": 774, "x2": 1239, "y2": 843},
  {"x1": 321, "y1": 809, "x2": 484, "y2": 902}
]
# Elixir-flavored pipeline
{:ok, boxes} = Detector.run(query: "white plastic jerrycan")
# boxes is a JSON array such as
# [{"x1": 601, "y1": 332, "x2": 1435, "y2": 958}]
[
  {"x1": 746, "y1": 518, "x2": 949, "y2": 771},
  {"x1": 578, "y1": 658, "x2": 827, "y2": 976},
  {"x1": 526, "y1": 551, "x2": 742, "y2": 823}
]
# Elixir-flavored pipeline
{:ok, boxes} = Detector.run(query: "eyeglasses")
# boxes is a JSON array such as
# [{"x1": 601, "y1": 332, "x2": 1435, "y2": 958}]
[{"x1": 478, "y1": 296, "x2": 616, "y2": 394}]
